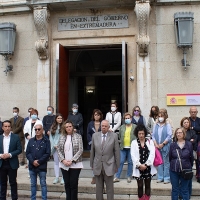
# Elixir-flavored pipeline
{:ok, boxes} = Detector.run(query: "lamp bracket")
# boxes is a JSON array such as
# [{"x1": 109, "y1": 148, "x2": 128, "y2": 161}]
[{"x1": 3, "y1": 55, "x2": 13, "y2": 75}]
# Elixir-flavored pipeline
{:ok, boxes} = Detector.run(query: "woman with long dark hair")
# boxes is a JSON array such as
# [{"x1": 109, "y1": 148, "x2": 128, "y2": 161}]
[
  {"x1": 147, "y1": 106, "x2": 159, "y2": 136},
  {"x1": 49, "y1": 113, "x2": 64, "y2": 184}
]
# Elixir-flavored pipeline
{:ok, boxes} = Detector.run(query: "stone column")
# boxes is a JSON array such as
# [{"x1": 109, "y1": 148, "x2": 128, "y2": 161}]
[
  {"x1": 34, "y1": 6, "x2": 50, "y2": 118},
  {"x1": 135, "y1": 0, "x2": 151, "y2": 119}
]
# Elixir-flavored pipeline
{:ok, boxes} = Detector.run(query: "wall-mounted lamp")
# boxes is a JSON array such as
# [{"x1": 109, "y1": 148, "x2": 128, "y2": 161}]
[
  {"x1": 174, "y1": 12, "x2": 194, "y2": 70},
  {"x1": 0, "y1": 23, "x2": 16, "y2": 75}
]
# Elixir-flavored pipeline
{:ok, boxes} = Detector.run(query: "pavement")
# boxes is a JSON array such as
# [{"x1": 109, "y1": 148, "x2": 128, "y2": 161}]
[{"x1": 5, "y1": 165, "x2": 200, "y2": 199}]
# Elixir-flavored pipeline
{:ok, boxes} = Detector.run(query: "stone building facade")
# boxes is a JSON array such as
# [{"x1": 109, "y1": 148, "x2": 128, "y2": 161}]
[{"x1": 0, "y1": 0, "x2": 200, "y2": 135}]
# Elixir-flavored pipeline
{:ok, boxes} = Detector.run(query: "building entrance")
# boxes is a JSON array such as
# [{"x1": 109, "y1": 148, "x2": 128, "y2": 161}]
[{"x1": 56, "y1": 44, "x2": 127, "y2": 150}]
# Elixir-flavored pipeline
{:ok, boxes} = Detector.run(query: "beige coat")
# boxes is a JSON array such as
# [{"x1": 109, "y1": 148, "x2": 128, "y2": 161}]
[{"x1": 90, "y1": 131, "x2": 120, "y2": 176}]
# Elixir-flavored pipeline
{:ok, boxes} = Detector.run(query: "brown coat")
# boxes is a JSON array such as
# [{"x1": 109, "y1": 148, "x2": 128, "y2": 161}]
[{"x1": 10, "y1": 116, "x2": 24, "y2": 139}]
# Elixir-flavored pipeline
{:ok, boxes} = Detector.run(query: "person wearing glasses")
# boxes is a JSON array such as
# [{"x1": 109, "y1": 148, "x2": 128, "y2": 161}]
[
  {"x1": 169, "y1": 127, "x2": 193, "y2": 200},
  {"x1": 131, "y1": 106, "x2": 146, "y2": 126},
  {"x1": 26, "y1": 124, "x2": 50, "y2": 200},
  {"x1": 57, "y1": 120, "x2": 83, "y2": 200},
  {"x1": 87, "y1": 109, "x2": 103, "y2": 184},
  {"x1": 113, "y1": 112, "x2": 136, "y2": 183}
]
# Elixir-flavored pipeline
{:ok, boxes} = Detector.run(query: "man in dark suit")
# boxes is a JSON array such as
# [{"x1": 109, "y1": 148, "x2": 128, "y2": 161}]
[
  {"x1": 0, "y1": 118, "x2": 3, "y2": 135},
  {"x1": 90, "y1": 120, "x2": 120, "y2": 200},
  {"x1": 9, "y1": 107, "x2": 25, "y2": 166},
  {"x1": 0, "y1": 120, "x2": 22, "y2": 200}
]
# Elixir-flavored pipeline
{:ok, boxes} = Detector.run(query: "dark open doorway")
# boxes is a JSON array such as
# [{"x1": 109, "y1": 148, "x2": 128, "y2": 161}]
[
  {"x1": 56, "y1": 44, "x2": 127, "y2": 150},
  {"x1": 69, "y1": 47, "x2": 122, "y2": 149}
]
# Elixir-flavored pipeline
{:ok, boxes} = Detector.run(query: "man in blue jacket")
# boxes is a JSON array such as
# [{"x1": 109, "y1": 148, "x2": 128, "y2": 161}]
[
  {"x1": 26, "y1": 124, "x2": 50, "y2": 200},
  {"x1": 0, "y1": 120, "x2": 22, "y2": 200}
]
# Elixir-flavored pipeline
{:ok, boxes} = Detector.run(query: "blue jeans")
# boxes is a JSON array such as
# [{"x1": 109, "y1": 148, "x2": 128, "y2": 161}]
[
  {"x1": 170, "y1": 170, "x2": 190, "y2": 200},
  {"x1": 157, "y1": 150, "x2": 170, "y2": 182},
  {"x1": 29, "y1": 170, "x2": 47, "y2": 200},
  {"x1": 116, "y1": 148, "x2": 133, "y2": 178}
]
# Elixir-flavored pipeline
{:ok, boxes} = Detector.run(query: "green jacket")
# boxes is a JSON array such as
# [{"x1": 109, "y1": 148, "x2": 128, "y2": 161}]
[{"x1": 119, "y1": 124, "x2": 136, "y2": 150}]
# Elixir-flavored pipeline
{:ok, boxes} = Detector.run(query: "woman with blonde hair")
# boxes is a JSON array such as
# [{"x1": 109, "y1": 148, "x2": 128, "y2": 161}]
[
  {"x1": 57, "y1": 120, "x2": 83, "y2": 200},
  {"x1": 169, "y1": 127, "x2": 193, "y2": 200},
  {"x1": 131, "y1": 106, "x2": 146, "y2": 126}
]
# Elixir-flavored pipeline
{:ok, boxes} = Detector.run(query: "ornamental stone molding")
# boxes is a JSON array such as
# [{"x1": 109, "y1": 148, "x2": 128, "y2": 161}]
[
  {"x1": 33, "y1": 6, "x2": 50, "y2": 60},
  {"x1": 134, "y1": 1, "x2": 151, "y2": 57}
]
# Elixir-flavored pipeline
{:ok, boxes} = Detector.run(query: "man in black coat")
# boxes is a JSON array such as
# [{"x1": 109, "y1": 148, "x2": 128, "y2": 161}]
[{"x1": 67, "y1": 103, "x2": 83, "y2": 135}]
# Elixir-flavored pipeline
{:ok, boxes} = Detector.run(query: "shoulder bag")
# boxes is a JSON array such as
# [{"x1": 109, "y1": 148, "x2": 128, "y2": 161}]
[{"x1": 176, "y1": 149, "x2": 193, "y2": 180}]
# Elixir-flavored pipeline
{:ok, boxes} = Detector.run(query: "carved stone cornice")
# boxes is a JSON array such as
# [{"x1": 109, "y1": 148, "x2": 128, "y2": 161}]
[
  {"x1": 134, "y1": 1, "x2": 151, "y2": 57},
  {"x1": 33, "y1": 6, "x2": 50, "y2": 60}
]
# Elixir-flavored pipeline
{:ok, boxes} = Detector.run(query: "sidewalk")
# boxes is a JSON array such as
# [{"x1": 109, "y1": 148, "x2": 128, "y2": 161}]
[{"x1": 6, "y1": 165, "x2": 200, "y2": 199}]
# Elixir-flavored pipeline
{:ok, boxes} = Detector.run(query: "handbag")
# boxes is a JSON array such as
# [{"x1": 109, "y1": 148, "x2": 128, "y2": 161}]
[
  {"x1": 176, "y1": 149, "x2": 193, "y2": 180},
  {"x1": 154, "y1": 147, "x2": 163, "y2": 166}
]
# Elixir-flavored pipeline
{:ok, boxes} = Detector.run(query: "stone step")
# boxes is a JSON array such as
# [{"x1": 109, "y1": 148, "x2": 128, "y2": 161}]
[{"x1": 6, "y1": 190, "x2": 200, "y2": 200}]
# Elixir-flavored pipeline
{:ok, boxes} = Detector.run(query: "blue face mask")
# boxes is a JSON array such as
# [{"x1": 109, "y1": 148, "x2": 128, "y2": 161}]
[
  {"x1": 31, "y1": 114, "x2": 38, "y2": 120},
  {"x1": 125, "y1": 119, "x2": 131, "y2": 124},
  {"x1": 73, "y1": 109, "x2": 78, "y2": 113},
  {"x1": 47, "y1": 111, "x2": 52, "y2": 115}
]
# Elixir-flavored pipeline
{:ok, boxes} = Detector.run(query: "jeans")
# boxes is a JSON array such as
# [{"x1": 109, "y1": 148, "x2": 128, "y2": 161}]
[
  {"x1": 29, "y1": 170, "x2": 47, "y2": 200},
  {"x1": 157, "y1": 150, "x2": 170, "y2": 182},
  {"x1": 61, "y1": 168, "x2": 81, "y2": 200},
  {"x1": 170, "y1": 170, "x2": 190, "y2": 200},
  {"x1": 0, "y1": 160, "x2": 18, "y2": 200},
  {"x1": 116, "y1": 148, "x2": 133, "y2": 178}
]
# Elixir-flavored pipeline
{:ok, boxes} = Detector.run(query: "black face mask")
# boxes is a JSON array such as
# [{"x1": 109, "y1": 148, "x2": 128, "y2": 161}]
[{"x1": 151, "y1": 110, "x2": 157, "y2": 116}]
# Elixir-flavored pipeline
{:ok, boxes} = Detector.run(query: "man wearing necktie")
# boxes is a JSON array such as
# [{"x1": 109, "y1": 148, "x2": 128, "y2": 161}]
[
  {"x1": 90, "y1": 120, "x2": 120, "y2": 200},
  {"x1": 9, "y1": 107, "x2": 25, "y2": 166}
]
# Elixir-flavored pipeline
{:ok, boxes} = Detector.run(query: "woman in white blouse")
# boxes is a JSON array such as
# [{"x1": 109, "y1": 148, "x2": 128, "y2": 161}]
[
  {"x1": 105, "y1": 102, "x2": 121, "y2": 133},
  {"x1": 57, "y1": 120, "x2": 83, "y2": 200},
  {"x1": 131, "y1": 124, "x2": 157, "y2": 200}
]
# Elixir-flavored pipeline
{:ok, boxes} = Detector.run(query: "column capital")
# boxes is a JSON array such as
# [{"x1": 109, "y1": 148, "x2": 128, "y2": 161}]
[
  {"x1": 135, "y1": 1, "x2": 151, "y2": 57},
  {"x1": 33, "y1": 6, "x2": 50, "y2": 60}
]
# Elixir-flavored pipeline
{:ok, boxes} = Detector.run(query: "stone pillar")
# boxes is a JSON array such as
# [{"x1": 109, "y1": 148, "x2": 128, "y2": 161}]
[
  {"x1": 34, "y1": 6, "x2": 50, "y2": 118},
  {"x1": 135, "y1": 1, "x2": 151, "y2": 119}
]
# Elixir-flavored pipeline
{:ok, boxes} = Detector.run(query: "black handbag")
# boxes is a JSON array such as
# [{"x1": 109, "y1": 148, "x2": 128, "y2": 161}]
[{"x1": 176, "y1": 149, "x2": 193, "y2": 180}]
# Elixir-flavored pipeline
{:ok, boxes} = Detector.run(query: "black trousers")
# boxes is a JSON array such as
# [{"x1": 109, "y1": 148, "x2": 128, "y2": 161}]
[
  {"x1": 0, "y1": 160, "x2": 18, "y2": 200},
  {"x1": 61, "y1": 168, "x2": 81, "y2": 200}
]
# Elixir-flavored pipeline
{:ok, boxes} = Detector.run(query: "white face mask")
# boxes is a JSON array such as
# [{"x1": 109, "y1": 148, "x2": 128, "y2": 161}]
[
  {"x1": 111, "y1": 107, "x2": 116, "y2": 112},
  {"x1": 158, "y1": 117, "x2": 164, "y2": 123},
  {"x1": 13, "y1": 112, "x2": 18, "y2": 117}
]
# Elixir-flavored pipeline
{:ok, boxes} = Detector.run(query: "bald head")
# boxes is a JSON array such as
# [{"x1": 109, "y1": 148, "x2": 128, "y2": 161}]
[{"x1": 189, "y1": 106, "x2": 198, "y2": 119}]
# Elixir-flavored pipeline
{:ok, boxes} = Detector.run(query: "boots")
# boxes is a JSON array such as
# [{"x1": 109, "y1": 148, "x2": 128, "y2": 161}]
[
  {"x1": 91, "y1": 177, "x2": 96, "y2": 184},
  {"x1": 144, "y1": 194, "x2": 150, "y2": 200}
]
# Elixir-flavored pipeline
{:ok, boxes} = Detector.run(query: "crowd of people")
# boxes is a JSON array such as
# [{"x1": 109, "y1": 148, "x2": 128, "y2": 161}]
[{"x1": 0, "y1": 103, "x2": 199, "y2": 200}]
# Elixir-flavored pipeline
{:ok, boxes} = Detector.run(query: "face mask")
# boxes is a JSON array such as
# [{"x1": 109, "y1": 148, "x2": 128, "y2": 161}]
[
  {"x1": 111, "y1": 107, "x2": 116, "y2": 112},
  {"x1": 13, "y1": 112, "x2": 18, "y2": 117},
  {"x1": 125, "y1": 119, "x2": 131, "y2": 124},
  {"x1": 31, "y1": 114, "x2": 38, "y2": 120},
  {"x1": 134, "y1": 111, "x2": 139, "y2": 116},
  {"x1": 158, "y1": 117, "x2": 164, "y2": 123},
  {"x1": 73, "y1": 109, "x2": 78, "y2": 113},
  {"x1": 47, "y1": 111, "x2": 52, "y2": 115}
]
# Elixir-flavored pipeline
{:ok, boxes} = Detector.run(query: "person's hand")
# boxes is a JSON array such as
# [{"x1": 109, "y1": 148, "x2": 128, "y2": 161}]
[
  {"x1": 27, "y1": 135, "x2": 31, "y2": 140},
  {"x1": 62, "y1": 160, "x2": 72, "y2": 166},
  {"x1": 109, "y1": 128, "x2": 113, "y2": 132},
  {"x1": 54, "y1": 145, "x2": 57, "y2": 149},
  {"x1": 74, "y1": 129, "x2": 77, "y2": 132},
  {"x1": 155, "y1": 143, "x2": 159, "y2": 148},
  {"x1": 115, "y1": 168, "x2": 118, "y2": 173},
  {"x1": 33, "y1": 160, "x2": 39, "y2": 167},
  {"x1": 158, "y1": 143, "x2": 164, "y2": 149},
  {"x1": 47, "y1": 131, "x2": 50, "y2": 136},
  {"x1": 190, "y1": 139, "x2": 194, "y2": 142},
  {"x1": 3, "y1": 153, "x2": 11, "y2": 159},
  {"x1": 139, "y1": 164, "x2": 147, "y2": 171}
]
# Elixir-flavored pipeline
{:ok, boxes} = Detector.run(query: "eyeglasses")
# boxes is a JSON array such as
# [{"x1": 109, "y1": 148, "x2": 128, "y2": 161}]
[
  {"x1": 65, "y1": 126, "x2": 72, "y2": 128},
  {"x1": 35, "y1": 129, "x2": 41, "y2": 131}
]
